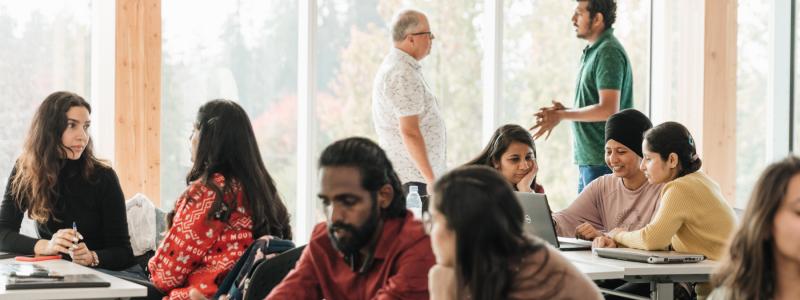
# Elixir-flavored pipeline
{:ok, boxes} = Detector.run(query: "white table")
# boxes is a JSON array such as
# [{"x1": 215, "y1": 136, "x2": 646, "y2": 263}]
[
  {"x1": 571, "y1": 260, "x2": 625, "y2": 280},
  {"x1": 0, "y1": 258, "x2": 147, "y2": 300},
  {"x1": 564, "y1": 250, "x2": 717, "y2": 300}
]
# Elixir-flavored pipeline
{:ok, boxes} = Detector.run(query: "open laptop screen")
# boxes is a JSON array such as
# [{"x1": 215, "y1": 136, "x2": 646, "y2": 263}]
[
  {"x1": 514, "y1": 192, "x2": 560, "y2": 247},
  {"x1": 515, "y1": 192, "x2": 592, "y2": 251}
]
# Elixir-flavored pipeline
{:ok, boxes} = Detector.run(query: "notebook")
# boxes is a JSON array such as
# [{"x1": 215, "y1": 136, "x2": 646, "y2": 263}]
[
  {"x1": 5, "y1": 274, "x2": 110, "y2": 290},
  {"x1": 594, "y1": 248, "x2": 705, "y2": 264},
  {"x1": 515, "y1": 192, "x2": 592, "y2": 251}
]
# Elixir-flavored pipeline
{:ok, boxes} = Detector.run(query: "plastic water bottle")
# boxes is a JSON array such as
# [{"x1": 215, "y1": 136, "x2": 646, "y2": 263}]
[{"x1": 406, "y1": 185, "x2": 423, "y2": 219}]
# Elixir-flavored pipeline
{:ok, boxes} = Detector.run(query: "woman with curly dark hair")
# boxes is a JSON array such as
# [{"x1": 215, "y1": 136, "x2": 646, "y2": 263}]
[{"x1": 0, "y1": 91, "x2": 133, "y2": 270}]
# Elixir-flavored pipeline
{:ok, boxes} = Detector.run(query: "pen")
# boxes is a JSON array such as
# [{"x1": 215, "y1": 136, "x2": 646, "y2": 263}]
[{"x1": 72, "y1": 221, "x2": 79, "y2": 244}]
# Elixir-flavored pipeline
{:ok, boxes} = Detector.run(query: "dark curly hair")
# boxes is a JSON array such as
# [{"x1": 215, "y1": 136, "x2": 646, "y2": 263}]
[
  {"x1": 579, "y1": 0, "x2": 617, "y2": 29},
  {"x1": 11, "y1": 91, "x2": 107, "y2": 223}
]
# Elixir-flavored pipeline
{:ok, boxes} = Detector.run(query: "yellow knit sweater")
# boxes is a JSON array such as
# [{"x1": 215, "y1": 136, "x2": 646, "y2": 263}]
[{"x1": 612, "y1": 171, "x2": 736, "y2": 261}]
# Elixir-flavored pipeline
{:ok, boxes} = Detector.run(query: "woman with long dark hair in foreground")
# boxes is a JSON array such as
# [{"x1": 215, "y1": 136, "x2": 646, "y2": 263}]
[
  {"x1": 710, "y1": 156, "x2": 800, "y2": 300},
  {"x1": 427, "y1": 165, "x2": 601, "y2": 300}
]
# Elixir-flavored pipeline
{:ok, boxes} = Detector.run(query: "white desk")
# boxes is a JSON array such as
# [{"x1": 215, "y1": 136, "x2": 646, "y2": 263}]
[
  {"x1": 564, "y1": 250, "x2": 717, "y2": 300},
  {"x1": 571, "y1": 260, "x2": 625, "y2": 280},
  {"x1": 562, "y1": 250, "x2": 717, "y2": 276},
  {"x1": 0, "y1": 258, "x2": 147, "y2": 300}
]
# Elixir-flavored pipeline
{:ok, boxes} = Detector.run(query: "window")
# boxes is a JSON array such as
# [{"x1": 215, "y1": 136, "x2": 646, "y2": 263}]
[
  {"x1": 649, "y1": 0, "x2": 704, "y2": 133},
  {"x1": 795, "y1": 2, "x2": 800, "y2": 155},
  {"x1": 736, "y1": 0, "x2": 770, "y2": 207},
  {"x1": 502, "y1": 0, "x2": 651, "y2": 210},
  {"x1": 0, "y1": 1, "x2": 92, "y2": 194},
  {"x1": 314, "y1": 0, "x2": 484, "y2": 216},
  {"x1": 161, "y1": 0, "x2": 299, "y2": 218}
]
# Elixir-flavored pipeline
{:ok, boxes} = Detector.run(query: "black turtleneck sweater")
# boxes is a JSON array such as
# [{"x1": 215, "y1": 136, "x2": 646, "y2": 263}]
[{"x1": 0, "y1": 159, "x2": 133, "y2": 270}]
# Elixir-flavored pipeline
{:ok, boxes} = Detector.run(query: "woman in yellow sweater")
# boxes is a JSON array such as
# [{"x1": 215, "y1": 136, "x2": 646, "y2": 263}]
[{"x1": 593, "y1": 121, "x2": 736, "y2": 298}]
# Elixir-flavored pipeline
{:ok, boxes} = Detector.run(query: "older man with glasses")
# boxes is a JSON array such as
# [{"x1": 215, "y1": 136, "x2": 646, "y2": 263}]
[{"x1": 372, "y1": 9, "x2": 445, "y2": 215}]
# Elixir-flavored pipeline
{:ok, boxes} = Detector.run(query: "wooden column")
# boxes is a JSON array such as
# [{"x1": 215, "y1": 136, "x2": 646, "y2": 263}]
[
  {"x1": 702, "y1": 0, "x2": 737, "y2": 204},
  {"x1": 115, "y1": 0, "x2": 161, "y2": 205}
]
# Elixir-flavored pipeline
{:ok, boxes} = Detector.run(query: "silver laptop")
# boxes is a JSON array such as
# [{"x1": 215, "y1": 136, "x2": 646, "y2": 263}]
[
  {"x1": 515, "y1": 192, "x2": 592, "y2": 251},
  {"x1": 594, "y1": 248, "x2": 705, "y2": 264}
]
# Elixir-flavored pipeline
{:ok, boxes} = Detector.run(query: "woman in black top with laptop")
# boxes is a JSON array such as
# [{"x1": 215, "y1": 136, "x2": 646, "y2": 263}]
[{"x1": 0, "y1": 91, "x2": 133, "y2": 270}]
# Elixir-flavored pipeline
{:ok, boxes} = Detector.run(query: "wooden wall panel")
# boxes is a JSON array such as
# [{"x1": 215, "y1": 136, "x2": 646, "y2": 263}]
[
  {"x1": 115, "y1": 0, "x2": 161, "y2": 205},
  {"x1": 702, "y1": 0, "x2": 737, "y2": 204}
]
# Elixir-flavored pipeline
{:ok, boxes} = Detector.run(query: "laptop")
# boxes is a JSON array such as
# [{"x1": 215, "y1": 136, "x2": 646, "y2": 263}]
[
  {"x1": 594, "y1": 248, "x2": 705, "y2": 264},
  {"x1": 514, "y1": 192, "x2": 592, "y2": 251},
  {"x1": 5, "y1": 274, "x2": 111, "y2": 290},
  {"x1": 0, "y1": 263, "x2": 111, "y2": 290}
]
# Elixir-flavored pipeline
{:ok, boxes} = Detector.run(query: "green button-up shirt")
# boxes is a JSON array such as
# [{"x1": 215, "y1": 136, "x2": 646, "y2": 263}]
[{"x1": 572, "y1": 28, "x2": 634, "y2": 166}]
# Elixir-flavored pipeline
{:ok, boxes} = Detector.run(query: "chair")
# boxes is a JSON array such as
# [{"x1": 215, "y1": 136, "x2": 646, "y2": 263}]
[{"x1": 243, "y1": 245, "x2": 306, "y2": 300}]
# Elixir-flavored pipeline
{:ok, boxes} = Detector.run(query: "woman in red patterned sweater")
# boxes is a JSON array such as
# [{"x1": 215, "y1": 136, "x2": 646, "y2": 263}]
[{"x1": 148, "y1": 99, "x2": 292, "y2": 300}]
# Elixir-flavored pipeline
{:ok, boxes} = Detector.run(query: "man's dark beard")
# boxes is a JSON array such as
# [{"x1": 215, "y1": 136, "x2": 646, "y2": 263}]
[{"x1": 327, "y1": 198, "x2": 381, "y2": 257}]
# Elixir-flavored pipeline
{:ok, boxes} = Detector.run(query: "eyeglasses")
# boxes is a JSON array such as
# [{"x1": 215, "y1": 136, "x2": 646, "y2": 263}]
[{"x1": 408, "y1": 31, "x2": 435, "y2": 39}]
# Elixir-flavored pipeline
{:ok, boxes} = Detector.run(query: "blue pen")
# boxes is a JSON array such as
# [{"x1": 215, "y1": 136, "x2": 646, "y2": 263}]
[{"x1": 72, "y1": 222, "x2": 79, "y2": 243}]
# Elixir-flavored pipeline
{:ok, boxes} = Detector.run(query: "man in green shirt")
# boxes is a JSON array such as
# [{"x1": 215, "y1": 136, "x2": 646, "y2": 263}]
[{"x1": 531, "y1": 0, "x2": 633, "y2": 192}]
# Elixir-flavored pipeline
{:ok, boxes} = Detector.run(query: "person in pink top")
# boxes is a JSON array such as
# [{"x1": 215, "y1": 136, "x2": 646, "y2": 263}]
[
  {"x1": 552, "y1": 108, "x2": 662, "y2": 299},
  {"x1": 552, "y1": 108, "x2": 662, "y2": 241}
]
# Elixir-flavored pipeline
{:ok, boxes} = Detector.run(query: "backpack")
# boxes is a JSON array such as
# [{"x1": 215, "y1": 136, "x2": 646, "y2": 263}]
[
  {"x1": 213, "y1": 236, "x2": 295, "y2": 300},
  {"x1": 241, "y1": 245, "x2": 306, "y2": 300}
]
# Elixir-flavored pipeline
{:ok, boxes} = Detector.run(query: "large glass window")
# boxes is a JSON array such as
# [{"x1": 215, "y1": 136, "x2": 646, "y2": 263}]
[
  {"x1": 0, "y1": 1, "x2": 92, "y2": 194},
  {"x1": 795, "y1": 2, "x2": 800, "y2": 156},
  {"x1": 502, "y1": 0, "x2": 650, "y2": 210},
  {"x1": 736, "y1": 0, "x2": 770, "y2": 207},
  {"x1": 161, "y1": 1, "x2": 298, "y2": 217},
  {"x1": 649, "y1": 0, "x2": 703, "y2": 133},
  {"x1": 314, "y1": 0, "x2": 484, "y2": 216}
]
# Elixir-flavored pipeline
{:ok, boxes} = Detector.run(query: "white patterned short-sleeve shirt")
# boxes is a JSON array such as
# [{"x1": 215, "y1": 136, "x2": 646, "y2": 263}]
[{"x1": 372, "y1": 48, "x2": 447, "y2": 184}]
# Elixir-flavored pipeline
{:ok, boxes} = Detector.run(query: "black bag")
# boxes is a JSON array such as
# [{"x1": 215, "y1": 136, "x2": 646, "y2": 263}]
[
  {"x1": 241, "y1": 245, "x2": 306, "y2": 300},
  {"x1": 213, "y1": 237, "x2": 295, "y2": 300}
]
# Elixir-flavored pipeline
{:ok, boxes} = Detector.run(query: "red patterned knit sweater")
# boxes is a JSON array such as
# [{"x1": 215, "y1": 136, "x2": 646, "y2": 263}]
[{"x1": 149, "y1": 173, "x2": 254, "y2": 300}]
